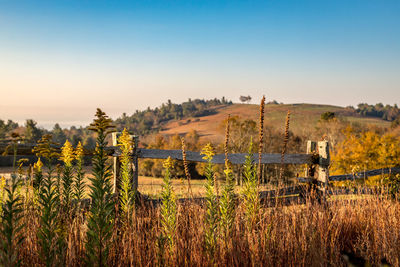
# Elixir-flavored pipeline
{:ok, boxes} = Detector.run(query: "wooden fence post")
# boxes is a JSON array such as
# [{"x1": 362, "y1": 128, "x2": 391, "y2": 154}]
[
  {"x1": 112, "y1": 132, "x2": 121, "y2": 194},
  {"x1": 132, "y1": 135, "x2": 139, "y2": 192},
  {"x1": 317, "y1": 140, "x2": 330, "y2": 194},
  {"x1": 305, "y1": 140, "x2": 317, "y2": 178}
]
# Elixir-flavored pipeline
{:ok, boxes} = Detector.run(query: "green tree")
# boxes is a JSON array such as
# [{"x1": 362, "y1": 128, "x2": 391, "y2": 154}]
[
  {"x1": 52, "y1": 123, "x2": 67, "y2": 145},
  {"x1": 24, "y1": 119, "x2": 42, "y2": 143}
]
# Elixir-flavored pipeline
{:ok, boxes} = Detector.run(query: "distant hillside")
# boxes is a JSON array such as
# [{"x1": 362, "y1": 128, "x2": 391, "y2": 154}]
[
  {"x1": 159, "y1": 103, "x2": 392, "y2": 142},
  {"x1": 114, "y1": 97, "x2": 232, "y2": 135}
]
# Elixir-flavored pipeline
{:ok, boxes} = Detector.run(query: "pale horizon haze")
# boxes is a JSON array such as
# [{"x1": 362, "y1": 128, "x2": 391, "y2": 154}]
[{"x1": 1, "y1": 0, "x2": 399, "y2": 129}]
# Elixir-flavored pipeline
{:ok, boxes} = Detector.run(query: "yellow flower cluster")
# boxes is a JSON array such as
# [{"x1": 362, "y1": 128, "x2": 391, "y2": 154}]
[
  {"x1": 17, "y1": 158, "x2": 29, "y2": 175},
  {"x1": 163, "y1": 156, "x2": 174, "y2": 170},
  {"x1": 60, "y1": 140, "x2": 74, "y2": 166},
  {"x1": 0, "y1": 176, "x2": 6, "y2": 191},
  {"x1": 32, "y1": 134, "x2": 59, "y2": 160},
  {"x1": 118, "y1": 128, "x2": 133, "y2": 153},
  {"x1": 34, "y1": 158, "x2": 43, "y2": 172},
  {"x1": 224, "y1": 162, "x2": 233, "y2": 176},
  {"x1": 75, "y1": 141, "x2": 85, "y2": 160},
  {"x1": 201, "y1": 143, "x2": 215, "y2": 161}
]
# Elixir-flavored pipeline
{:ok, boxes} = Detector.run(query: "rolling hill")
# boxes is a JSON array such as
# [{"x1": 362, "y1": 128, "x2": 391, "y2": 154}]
[{"x1": 159, "y1": 103, "x2": 391, "y2": 142}]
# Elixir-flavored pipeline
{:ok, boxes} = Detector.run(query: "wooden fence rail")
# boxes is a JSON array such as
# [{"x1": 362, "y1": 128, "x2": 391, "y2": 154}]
[
  {"x1": 329, "y1": 167, "x2": 400, "y2": 181},
  {"x1": 0, "y1": 144, "x2": 315, "y2": 165},
  {"x1": 2, "y1": 138, "x2": 400, "y2": 204}
]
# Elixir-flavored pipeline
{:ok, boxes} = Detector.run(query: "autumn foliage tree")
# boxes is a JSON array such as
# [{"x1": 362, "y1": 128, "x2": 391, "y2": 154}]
[{"x1": 331, "y1": 127, "x2": 400, "y2": 187}]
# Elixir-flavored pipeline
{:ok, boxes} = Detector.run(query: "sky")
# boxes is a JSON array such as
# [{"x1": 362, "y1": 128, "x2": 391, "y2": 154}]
[{"x1": 0, "y1": 0, "x2": 399, "y2": 129}]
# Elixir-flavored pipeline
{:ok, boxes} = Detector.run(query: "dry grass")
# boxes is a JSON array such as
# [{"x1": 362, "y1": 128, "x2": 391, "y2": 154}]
[
  {"x1": 14, "y1": 191, "x2": 400, "y2": 266},
  {"x1": 3, "y1": 168, "x2": 400, "y2": 265}
]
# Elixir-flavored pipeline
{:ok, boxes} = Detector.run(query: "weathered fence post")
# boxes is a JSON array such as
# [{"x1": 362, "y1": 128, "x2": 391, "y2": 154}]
[
  {"x1": 317, "y1": 140, "x2": 330, "y2": 195},
  {"x1": 112, "y1": 132, "x2": 121, "y2": 194},
  {"x1": 305, "y1": 140, "x2": 317, "y2": 178},
  {"x1": 132, "y1": 135, "x2": 139, "y2": 192}
]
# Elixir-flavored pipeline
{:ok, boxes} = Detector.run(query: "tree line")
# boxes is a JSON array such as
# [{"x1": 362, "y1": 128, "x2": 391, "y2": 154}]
[
  {"x1": 114, "y1": 97, "x2": 232, "y2": 135},
  {"x1": 355, "y1": 103, "x2": 400, "y2": 121}
]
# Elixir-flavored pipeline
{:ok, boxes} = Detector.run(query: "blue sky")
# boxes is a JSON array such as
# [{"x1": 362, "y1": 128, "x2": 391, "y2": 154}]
[{"x1": 0, "y1": 0, "x2": 399, "y2": 128}]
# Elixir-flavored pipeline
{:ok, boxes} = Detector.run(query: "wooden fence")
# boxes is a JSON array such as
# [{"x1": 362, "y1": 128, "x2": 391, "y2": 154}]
[{"x1": 1, "y1": 134, "x2": 400, "y2": 205}]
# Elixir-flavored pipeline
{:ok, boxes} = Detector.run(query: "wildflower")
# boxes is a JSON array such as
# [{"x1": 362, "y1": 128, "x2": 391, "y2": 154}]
[
  {"x1": 118, "y1": 128, "x2": 134, "y2": 153},
  {"x1": 163, "y1": 156, "x2": 174, "y2": 170},
  {"x1": 32, "y1": 134, "x2": 59, "y2": 160},
  {"x1": 75, "y1": 141, "x2": 84, "y2": 160},
  {"x1": 34, "y1": 158, "x2": 43, "y2": 172},
  {"x1": 118, "y1": 128, "x2": 135, "y2": 223},
  {"x1": 0, "y1": 176, "x2": 6, "y2": 191},
  {"x1": 60, "y1": 140, "x2": 74, "y2": 166},
  {"x1": 201, "y1": 143, "x2": 215, "y2": 161},
  {"x1": 224, "y1": 163, "x2": 233, "y2": 177}
]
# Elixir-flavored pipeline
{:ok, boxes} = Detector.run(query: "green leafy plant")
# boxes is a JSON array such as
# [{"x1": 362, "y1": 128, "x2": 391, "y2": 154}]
[
  {"x1": 159, "y1": 156, "x2": 177, "y2": 253},
  {"x1": 241, "y1": 139, "x2": 260, "y2": 229},
  {"x1": 219, "y1": 162, "x2": 236, "y2": 241},
  {"x1": 118, "y1": 129, "x2": 136, "y2": 224},
  {"x1": 85, "y1": 108, "x2": 115, "y2": 266},
  {"x1": 219, "y1": 117, "x2": 236, "y2": 241},
  {"x1": 73, "y1": 141, "x2": 86, "y2": 203},
  {"x1": 201, "y1": 143, "x2": 219, "y2": 255},
  {"x1": 0, "y1": 172, "x2": 25, "y2": 266},
  {"x1": 33, "y1": 134, "x2": 63, "y2": 266},
  {"x1": 60, "y1": 140, "x2": 74, "y2": 213}
]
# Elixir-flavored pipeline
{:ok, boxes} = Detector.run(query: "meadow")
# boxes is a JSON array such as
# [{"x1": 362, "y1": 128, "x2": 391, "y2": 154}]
[{"x1": 1, "y1": 102, "x2": 400, "y2": 267}]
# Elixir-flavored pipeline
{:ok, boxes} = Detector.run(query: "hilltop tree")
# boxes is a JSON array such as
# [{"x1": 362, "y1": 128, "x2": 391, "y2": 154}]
[
  {"x1": 239, "y1": 95, "x2": 252, "y2": 104},
  {"x1": 320, "y1": 112, "x2": 336, "y2": 121}
]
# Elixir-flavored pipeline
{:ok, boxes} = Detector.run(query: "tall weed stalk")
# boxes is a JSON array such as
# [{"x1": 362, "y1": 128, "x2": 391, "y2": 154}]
[
  {"x1": 0, "y1": 172, "x2": 25, "y2": 266},
  {"x1": 33, "y1": 134, "x2": 63, "y2": 266},
  {"x1": 159, "y1": 157, "x2": 177, "y2": 254},
  {"x1": 241, "y1": 139, "x2": 260, "y2": 229},
  {"x1": 118, "y1": 129, "x2": 135, "y2": 224},
  {"x1": 73, "y1": 142, "x2": 86, "y2": 204},
  {"x1": 85, "y1": 109, "x2": 115, "y2": 266},
  {"x1": 219, "y1": 116, "x2": 236, "y2": 241},
  {"x1": 201, "y1": 143, "x2": 219, "y2": 255}
]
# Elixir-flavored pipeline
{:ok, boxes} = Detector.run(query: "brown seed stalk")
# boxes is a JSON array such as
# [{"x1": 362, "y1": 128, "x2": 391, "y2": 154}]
[
  {"x1": 214, "y1": 172, "x2": 219, "y2": 196},
  {"x1": 280, "y1": 110, "x2": 291, "y2": 182},
  {"x1": 181, "y1": 137, "x2": 193, "y2": 197},
  {"x1": 258, "y1": 96, "x2": 266, "y2": 185},
  {"x1": 224, "y1": 114, "x2": 231, "y2": 166}
]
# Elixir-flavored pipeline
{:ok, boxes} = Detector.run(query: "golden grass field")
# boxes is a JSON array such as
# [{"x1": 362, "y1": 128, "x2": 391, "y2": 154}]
[
  {"x1": 0, "y1": 166, "x2": 274, "y2": 198},
  {"x1": 160, "y1": 103, "x2": 390, "y2": 142}
]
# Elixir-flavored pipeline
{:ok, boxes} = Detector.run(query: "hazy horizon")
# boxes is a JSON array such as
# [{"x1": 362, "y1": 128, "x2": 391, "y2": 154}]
[
  {"x1": 0, "y1": 99, "x2": 393, "y2": 130},
  {"x1": 1, "y1": 0, "x2": 399, "y2": 129}
]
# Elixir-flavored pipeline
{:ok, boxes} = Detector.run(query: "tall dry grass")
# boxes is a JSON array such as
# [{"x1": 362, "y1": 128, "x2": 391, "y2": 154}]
[
  {"x1": 2, "y1": 105, "x2": 400, "y2": 266},
  {"x1": 9, "y1": 192, "x2": 400, "y2": 266}
]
